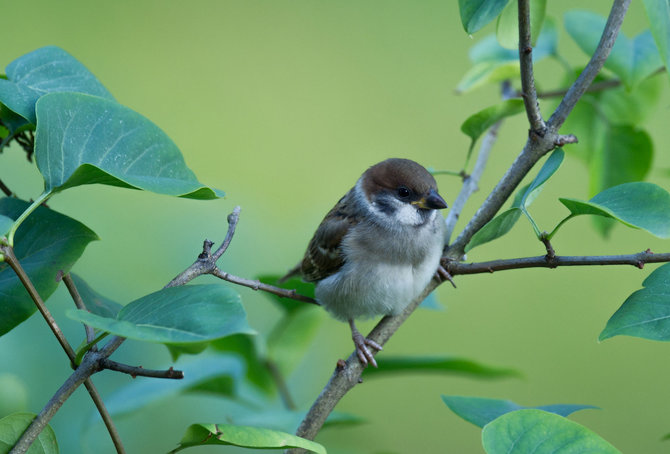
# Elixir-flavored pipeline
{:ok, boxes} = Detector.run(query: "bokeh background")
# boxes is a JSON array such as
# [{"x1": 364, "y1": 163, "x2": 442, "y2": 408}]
[{"x1": 1, "y1": 1, "x2": 670, "y2": 453}]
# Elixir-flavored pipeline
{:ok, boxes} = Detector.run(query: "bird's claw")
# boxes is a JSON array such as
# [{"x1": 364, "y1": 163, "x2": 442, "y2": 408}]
[
  {"x1": 352, "y1": 331, "x2": 383, "y2": 368},
  {"x1": 435, "y1": 264, "x2": 456, "y2": 288}
]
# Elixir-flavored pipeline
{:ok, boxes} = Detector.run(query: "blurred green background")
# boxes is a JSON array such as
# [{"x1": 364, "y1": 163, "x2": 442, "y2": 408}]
[{"x1": 1, "y1": 1, "x2": 670, "y2": 453}]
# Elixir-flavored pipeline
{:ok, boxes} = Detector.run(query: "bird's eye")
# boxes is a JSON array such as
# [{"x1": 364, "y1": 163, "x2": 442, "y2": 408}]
[{"x1": 397, "y1": 186, "x2": 411, "y2": 198}]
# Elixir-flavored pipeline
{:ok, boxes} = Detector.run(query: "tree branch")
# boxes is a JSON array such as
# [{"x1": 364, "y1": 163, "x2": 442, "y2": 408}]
[
  {"x1": 9, "y1": 350, "x2": 103, "y2": 454},
  {"x1": 446, "y1": 250, "x2": 669, "y2": 275},
  {"x1": 61, "y1": 273, "x2": 96, "y2": 344},
  {"x1": 101, "y1": 360, "x2": 185, "y2": 379},
  {"x1": 165, "y1": 206, "x2": 317, "y2": 305},
  {"x1": 547, "y1": 0, "x2": 631, "y2": 132},
  {"x1": 82, "y1": 380, "x2": 126, "y2": 454},
  {"x1": 0, "y1": 179, "x2": 14, "y2": 197},
  {"x1": 445, "y1": 81, "x2": 514, "y2": 244},
  {"x1": 518, "y1": 0, "x2": 545, "y2": 132},
  {"x1": 0, "y1": 245, "x2": 77, "y2": 364}
]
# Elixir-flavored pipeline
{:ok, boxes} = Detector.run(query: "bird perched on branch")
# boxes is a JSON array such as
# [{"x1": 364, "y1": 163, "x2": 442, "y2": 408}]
[{"x1": 281, "y1": 158, "x2": 448, "y2": 367}]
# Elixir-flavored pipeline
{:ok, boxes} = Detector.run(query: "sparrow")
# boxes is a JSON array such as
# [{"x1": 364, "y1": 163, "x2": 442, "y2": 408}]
[{"x1": 281, "y1": 158, "x2": 448, "y2": 368}]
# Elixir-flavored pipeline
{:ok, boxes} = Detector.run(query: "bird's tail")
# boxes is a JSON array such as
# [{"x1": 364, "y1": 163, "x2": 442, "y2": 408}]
[{"x1": 277, "y1": 262, "x2": 302, "y2": 284}]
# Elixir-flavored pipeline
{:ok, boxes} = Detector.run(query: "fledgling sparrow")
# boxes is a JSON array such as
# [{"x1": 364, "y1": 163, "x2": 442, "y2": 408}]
[{"x1": 281, "y1": 158, "x2": 448, "y2": 367}]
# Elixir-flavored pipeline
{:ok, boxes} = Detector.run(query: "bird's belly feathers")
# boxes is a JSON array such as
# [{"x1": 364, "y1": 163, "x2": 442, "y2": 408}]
[{"x1": 315, "y1": 243, "x2": 441, "y2": 321}]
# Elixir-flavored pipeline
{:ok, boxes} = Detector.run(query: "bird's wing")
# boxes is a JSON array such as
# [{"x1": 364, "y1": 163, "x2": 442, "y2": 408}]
[{"x1": 301, "y1": 193, "x2": 359, "y2": 282}]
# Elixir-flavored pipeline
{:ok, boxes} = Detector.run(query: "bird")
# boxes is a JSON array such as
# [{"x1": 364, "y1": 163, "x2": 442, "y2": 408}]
[{"x1": 281, "y1": 158, "x2": 448, "y2": 368}]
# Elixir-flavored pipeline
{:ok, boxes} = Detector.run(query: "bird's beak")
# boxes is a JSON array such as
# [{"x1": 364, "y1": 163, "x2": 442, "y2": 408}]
[{"x1": 412, "y1": 189, "x2": 448, "y2": 210}]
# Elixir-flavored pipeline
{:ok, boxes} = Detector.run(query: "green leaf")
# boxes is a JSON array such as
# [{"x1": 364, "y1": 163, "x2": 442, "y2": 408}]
[
  {"x1": 0, "y1": 215, "x2": 12, "y2": 237},
  {"x1": 461, "y1": 99, "x2": 525, "y2": 159},
  {"x1": 459, "y1": 0, "x2": 512, "y2": 34},
  {"x1": 482, "y1": 409, "x2": 620, "y2": 454},
  {"x1": 0, "y1": 412, "x2": 58, "y2": 454},
  {"x1": 496, "y1": 0, "x2": 547, "y2": 49},
  {"x1": 0, "y1": 104, "x2": 29, "y2": 137},
  {"x1": 456, "y1": 61, "x2": 520, "y2": 94},
  {"x1": 457, "y1": 18, "x2": 557, "y2": 93},
  {"x1": 230, "y1": 410, "x2": 365, "y2": 434},
  {"x1": 68, "y1": 273, "x2": 123, "y2": 318},
  {"x1": 442, "y1": 395, "x2": 596, "y2": 428},
  {"x1": 211, "y1": 334, "x2": 275, "y2": 395},
  {"x1": 365, "y1": 356, "x2": 520, "y2": 380},
  {"x1": 267, "y1": 306, "x2": 323, "y2": 377},
  {"x1": 0, "y1": 46, "x2": 113, "y2": 124},
  {"x1": 520, "y1": 148, "x2": 564, "y2": 209},
  {"x1": 99, "y1": 355, "x2": 244, "y2": 419},
  {"x1": 465, "y1": 149, "x2": 563, "y2": 251},
  {"x1": 600, "y1": 263, "x2": 670, "y2": 341},
  {"x1": 170, "y1": 423, "x2": 326, "y2": 454},
  {"x1": 66, "y1": 284, "x2": 254, "y2": 344},
  {"x1": 565, "y1": 11, "x2": 663, "y2": 89},
  {"x1": 643, "y1": 0, "x2": 670, "y2": 82},
  {"x1": 465, "y1": 208, "x2": 522, "y2": 252},
  {"x1": 34, "y1": 92, "x2": 223, "y2": 199},
  {"x1": 589, "y1": 125, "x2": 653, "y2": 200},
  {"x1": 0, "y1": 198, "x2": 98, "y2": 336},
  {"x1": 559, "y1": 182, "x2": 670, "y2": 238}
]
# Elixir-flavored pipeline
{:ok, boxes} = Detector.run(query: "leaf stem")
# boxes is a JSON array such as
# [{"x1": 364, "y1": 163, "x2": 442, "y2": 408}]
[
  {"x1": 6, "y1": 191, "x2": 51, "y2": 247},
  {"x1": 546, "y1": 213, "x2": 576, "y2": 240},
  {"x1": 75, "y1": 332, "x2": 110, "y2": 366}
]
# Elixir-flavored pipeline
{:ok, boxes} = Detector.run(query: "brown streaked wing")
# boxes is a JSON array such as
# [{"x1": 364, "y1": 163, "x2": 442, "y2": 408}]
[{"x1": 301, "y1": 193, "x2": 358, "y2": 282}]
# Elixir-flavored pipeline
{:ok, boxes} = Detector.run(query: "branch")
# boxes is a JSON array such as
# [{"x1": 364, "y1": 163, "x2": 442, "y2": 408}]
[
  {"x1": 166, "y1": 206, "x2": 317, "y2": 305},
  {"x1": 446, "y1": 250, "x2": 669, "y2": 275},
  {"x1": 447, "y1": 0, "x2": 629, "y2": 258},
  {"x1": 101, "y1": 360, "x2": 185, "y2": 379},
  {"x1": 210, "y1": 268, "x2": 317, "y2": 305},
  {"x1": 82, "y1": 380, "x2": 126, "y2": 454},
  {"x1": 290, "y1": 281, "x2": 438, "y2": 452},
  {"x1": 9, "y1": 350, "x2": 103, "y2": 454},
  {"x1": 445, "y1": 115, "x2": 499, "y2": 244},
  {"x1": 518, "y1": 0, "x2": 545, "y2": 132},
  {"x1": 0, "y1": 245, "x2": 77, "y2": 363},
  {"x1": 547, "y1": 0, "x2": 632, "y2": 132},
  {"x1": 61, "y1": 273, "x2": 96, "y2": 344},
  {"x1": 0, "y1": 179, "x2": 14, "y2": 197},
  {"x1": 445, "y1": 81, "x2": 514, "y2": 244}
]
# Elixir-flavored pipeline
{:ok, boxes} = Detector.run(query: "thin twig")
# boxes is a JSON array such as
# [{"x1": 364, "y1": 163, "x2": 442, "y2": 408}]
[
  {"x1": 165, "y1": 206, "x2": 317, "y2": 305},
  {"x1": 102, "y1": 360, "x2": 185, "y2": 379},
  {"x1": 82, "y1": 380, "x2": 127, "y2": 454},
  {"x1": 61, "y1": 273, "x2": 96, "y2": 344},
  {"x1": 547, "y1": 0, "x2": 632, "y2": 132},
  {"x1": 9, "y1": 350, "x2": 103, "y2": 454},
  {"x1": 446, "y1": 250, "x2": 667, "y2": 275},
  {"x1": 447, "y1": 0, "x2": 630, "y2": 258},
  {"x1": 265, "y1": 360, "x2": 297, "y2": 410},
  {"x1": 212, "y1": 207, "x2": 241, "y2": 261},
  {"x1": 445, "y1": 81, "x2": 513, "y2": 245},
  {"x1": 210, "y1": 268, "x2": 318, "y2": 305},
  {"x1": 518, "y1": 0, "x2": 546, "y2": 133},
  {"x1": 0, "y1": 179, "x2": 14, "y2": 197},
  {"x1": 0, "y1": 245, "x2": 77, "y2": 363}
]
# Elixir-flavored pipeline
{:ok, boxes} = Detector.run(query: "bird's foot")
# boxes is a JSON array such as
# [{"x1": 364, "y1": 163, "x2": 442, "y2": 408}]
[
  {"x1": 349, "y1": 320, "x2": 382, "y2": 368},
  {"x1": 435, "y1": 264, "x2": 456, "y2": 288}
]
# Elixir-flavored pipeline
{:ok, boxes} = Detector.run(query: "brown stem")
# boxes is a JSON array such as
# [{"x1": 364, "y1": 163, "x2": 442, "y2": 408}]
[
  {"x1": 101, "y1": 360, "x2": 184, "y2": 379},
  {"x1": 1, "y1": 245, "x2": 77, "y2": 363},
  {"x1": 446, "y1": 250, "x2": 670, "y2": 275},
  {"x1": 518, "y1": 0, "x2": 546, "y2": 132},
  {"x1": 61, "y1": 273, "x2": 96, "y2": 344}
]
